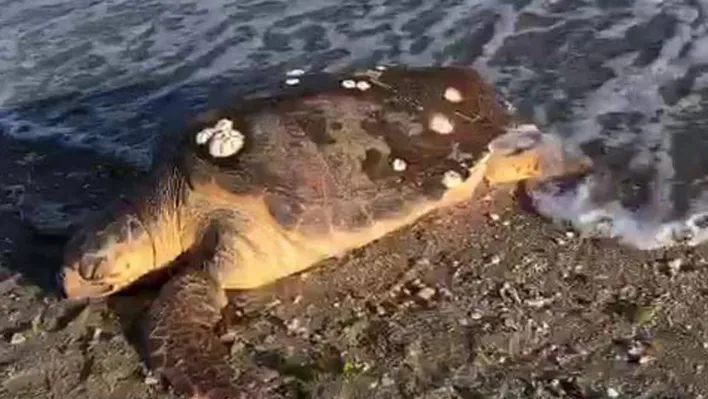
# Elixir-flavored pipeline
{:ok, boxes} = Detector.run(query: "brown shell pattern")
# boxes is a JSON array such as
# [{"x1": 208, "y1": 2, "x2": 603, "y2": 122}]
[{"x1": 184, "y1": 66, "x2": 514, "y2": 234}]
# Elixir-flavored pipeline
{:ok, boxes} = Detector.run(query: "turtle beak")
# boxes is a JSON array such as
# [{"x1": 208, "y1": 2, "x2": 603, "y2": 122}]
[{"x1": 58, "y1": 267, "x2": 114, "y2": 299}]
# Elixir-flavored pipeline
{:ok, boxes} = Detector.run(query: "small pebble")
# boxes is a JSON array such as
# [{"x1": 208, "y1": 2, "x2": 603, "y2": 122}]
[
  {"x1": 607, "y1": 387, "x2": 619, "y2": 398},
  {"x1": 381, "y1": 374, "x2": 395, "y2": 387},
  {"x1": 525, "y1": 297, "x2": 553, "y2": 308},
  {"x1": 144, "y1": 375, "x2": 160, "y2": 386},
  {"x1": 285, "y1": 78, "x2": 300, "y2": 86},
  {"x1": 417, "y1": 287, "x2": 436, "y2": 301},
  {"x1": 638, "y1": 355, "x2": 655, "y2": 364},
  {"x1": 488, "y1": 213, "x2": 500, "y2": 222},
  {"x1": 0, "y1": 273, "x2": 21, "y2": 295},
  {"x1": 286, "y1": 318, "x2": 301, "y2": 333},
  {"x1": 10, "y1": 332, "x2": 25, "y2": 345},
  {"x1": 219, "y1": 330, "x2": 238, "y2": 343},
  {"x1": 91, "y1": 327, "x2": 103, "y2": 343},
  {"x1": 668, "y1": 258, "x2": 683, "y2": 274},
  {"x1": 231, "y1": 340, "x2": 246, "y2": 354},
  {"x1": 487, "y1": 254, "x2": 501, "y2": 265}
]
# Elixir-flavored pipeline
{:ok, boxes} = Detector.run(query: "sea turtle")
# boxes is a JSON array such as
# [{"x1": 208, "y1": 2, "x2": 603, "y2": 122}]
[{"x1": 59, "y1": 66, "x2": 590, "y2": 398}]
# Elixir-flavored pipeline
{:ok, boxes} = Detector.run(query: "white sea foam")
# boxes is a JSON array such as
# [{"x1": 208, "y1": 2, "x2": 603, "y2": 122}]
[
  {"x1": 483, "y1": 0, "x2": 708, "y2": 250},
  {"x1": 529, "y1": 173, "x2": 708, "y2": 250}
]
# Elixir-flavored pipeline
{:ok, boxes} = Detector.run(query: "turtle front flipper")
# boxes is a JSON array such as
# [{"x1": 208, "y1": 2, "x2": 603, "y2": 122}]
[
  {"x1": 484, "y1": 124, "x2": 592, "y2": 184},
  {"x1": 143, "y1": 221, "x2": 277, "y2": 399},
  {"x1": 143, "y1": 267, "x2": 246, "y2": 399}
]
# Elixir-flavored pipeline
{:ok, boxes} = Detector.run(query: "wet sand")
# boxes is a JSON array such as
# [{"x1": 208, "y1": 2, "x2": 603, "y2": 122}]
[{"x1": 2, "y1": 134, "x2": 708, "y2": 399}]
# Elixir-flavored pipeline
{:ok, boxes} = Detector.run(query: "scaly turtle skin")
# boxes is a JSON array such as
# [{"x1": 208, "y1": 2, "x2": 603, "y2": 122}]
[{"x1": 59, "y1": 66, "x2": 590, "y2": 398}]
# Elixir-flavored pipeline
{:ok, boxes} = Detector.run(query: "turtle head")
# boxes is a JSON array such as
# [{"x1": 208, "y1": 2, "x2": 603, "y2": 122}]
[
  {"x1": 483, "y1": 123, "x2": 592, "y2": 184},
  {"x1": 59, "y1": 202, "x2": 156, "y2": 299}
]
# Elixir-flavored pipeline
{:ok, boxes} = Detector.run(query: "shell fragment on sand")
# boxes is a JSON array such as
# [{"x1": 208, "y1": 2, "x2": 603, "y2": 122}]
[{"x1": 195, "y1": 119, "x2": 245, "y2": 158}]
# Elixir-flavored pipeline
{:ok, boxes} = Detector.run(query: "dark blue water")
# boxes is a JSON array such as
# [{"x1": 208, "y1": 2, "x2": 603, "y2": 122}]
[{"x1": 2, "y1": 0, "x2": 708, "y2": 249}]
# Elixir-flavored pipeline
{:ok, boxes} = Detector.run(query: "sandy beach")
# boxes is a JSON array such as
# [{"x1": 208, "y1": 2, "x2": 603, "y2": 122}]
[{"x1": 2, "y1": 133, "x2": 708, "y2": 399}]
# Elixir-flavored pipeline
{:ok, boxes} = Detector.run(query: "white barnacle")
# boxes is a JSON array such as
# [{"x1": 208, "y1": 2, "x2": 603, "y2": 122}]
[
  {"x1": 195, "y1": 127, "x2": 216, "y2": 145},
  {"x1": 286, "y1": 68, "x2": 305, "y2": 77},
  {"x1": 341, "y1": 79, "x2": 356, "y2": 89},
  {"x1": 443, "y1": 87, "x2": 463, "y2": 103},
  {"x1": 356, "y1": 80, "x2": 371, "y2": 91},
  {"x1": 209, "y1": 128, "x2": 245, "y2": 158},
  {"x1": 392, "y1": 158, "x2": 407, "y2": 172},
  {"x1": 285, "y1": 78, "x2": 301, "y2": 86},
  {"x1": 195, "y1": 119, "x2": 245, "y2": 158},
  {"x1": 429, "y1": 113, "x2": 454, "y2": 134},
  {"x1": 442, "y1": 170, "x2": 463, "y2": 188},
  {"x1": 195, "y1": 119, "x2": 233, "y2": 145}
]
